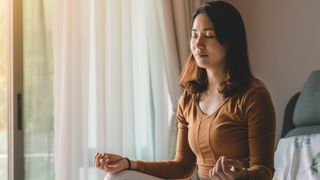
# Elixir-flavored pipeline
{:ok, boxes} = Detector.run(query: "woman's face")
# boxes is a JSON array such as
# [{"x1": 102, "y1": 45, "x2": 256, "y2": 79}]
[{"x1": 190, "y1": 13, "x2": 226, "y2": 70}]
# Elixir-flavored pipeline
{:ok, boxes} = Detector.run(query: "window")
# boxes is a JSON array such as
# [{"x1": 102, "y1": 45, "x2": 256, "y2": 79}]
[
  {"x1": 1, "y1": 0, "x2": 54, "y2": 179},
  {"x1": 23, "y1": 0, "x2": 54, "y2": 179}
]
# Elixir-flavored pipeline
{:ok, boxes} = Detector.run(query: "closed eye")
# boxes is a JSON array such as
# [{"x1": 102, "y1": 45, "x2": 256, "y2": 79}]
[
  {"x1": 206, "y1": 31, "x2": 216, "y2": 38},
  {"x1": 206, "y1": 35, "x2": 216, "y2": 38},
  {"x1": 190, "y1": 30, "x2": 216, "y2": 39},
  {"x1": 191, "y1": 31, "x2": 198, "y2": 38}
]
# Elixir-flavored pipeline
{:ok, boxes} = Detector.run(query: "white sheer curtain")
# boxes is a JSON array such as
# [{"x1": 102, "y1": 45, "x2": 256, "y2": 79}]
[{"x1": 53, "y1": 0, "x2": 199, "y2": 180}]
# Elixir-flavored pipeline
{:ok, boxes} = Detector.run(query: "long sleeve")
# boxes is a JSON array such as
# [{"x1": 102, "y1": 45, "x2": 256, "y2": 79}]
[
  {"x1": 136, "y1": 93, "x2": 197, "y2": 179},
  {"x1": 243, "y1": 87, "x2": 276, "y2": 180}
]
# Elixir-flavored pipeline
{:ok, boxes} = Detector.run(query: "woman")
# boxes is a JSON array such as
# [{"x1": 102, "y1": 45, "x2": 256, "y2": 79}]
[{"x1": 94, "y1": 1, "x2": 276, "y2": 180}]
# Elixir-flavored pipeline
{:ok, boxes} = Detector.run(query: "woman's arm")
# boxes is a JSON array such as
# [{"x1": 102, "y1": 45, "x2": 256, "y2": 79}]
[
  {"x1": 93, "y1": 119, "x2": 197, "y2": 179},
  {"x1": 133, "y1": 111, "x2": 197, "y2": 179},
  {"x1": 94, "y1": 92, "x2": 197, "y2": 179},
  {"x1": 131, "y1": 92, "x2": 196, "y2": 179},
  {"x1": 244, "y1": 88, "x2": 276, "y2": 179}
]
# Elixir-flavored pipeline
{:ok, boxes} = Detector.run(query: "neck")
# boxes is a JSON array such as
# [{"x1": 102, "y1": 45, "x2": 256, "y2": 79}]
[{"x1": 206, "y1": 68, "x2": 227, "y2": 93}]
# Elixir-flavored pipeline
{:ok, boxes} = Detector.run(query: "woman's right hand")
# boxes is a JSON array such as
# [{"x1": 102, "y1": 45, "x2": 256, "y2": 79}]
[{"x1": 93, "y1": 152, "x2": 129, "y2": 174}]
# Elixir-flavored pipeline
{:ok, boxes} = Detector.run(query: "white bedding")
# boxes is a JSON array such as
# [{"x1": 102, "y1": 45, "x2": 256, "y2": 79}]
[{"x1": 273, "y1": 133, "x2": 320, "y2": 180}]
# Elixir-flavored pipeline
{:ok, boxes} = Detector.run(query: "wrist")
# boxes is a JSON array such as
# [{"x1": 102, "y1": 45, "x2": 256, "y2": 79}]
[
  {"x1": 123, "y1": 157, "x2": 131, "y2": 170},
  {"x1": 131, "y1": 160, "x2": 138, "y2": 170}
]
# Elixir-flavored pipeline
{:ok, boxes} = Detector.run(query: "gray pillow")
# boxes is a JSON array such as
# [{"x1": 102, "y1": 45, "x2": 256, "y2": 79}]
[
  {"x1": 293, "y1": 70, "x2": 320, "y2": 127},
  {"x1": 285, "y1": 125, "x2": 320, "y2": 138}
]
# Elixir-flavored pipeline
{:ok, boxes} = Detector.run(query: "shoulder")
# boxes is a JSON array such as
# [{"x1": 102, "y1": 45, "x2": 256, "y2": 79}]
[
  {"x1": 237, "y1": 78, "x2": 273, "y2": 106},
  {"x1": 176, "y1": 90, "x2": 194, "y2": 122},
  {"x1": 238, "y1": 79, "x2": 276, "y2": 127},
  {"x1": 244, "y1": 78, "x2": 270, "y2": 97},
  {"x1": 178, "y1": 90, "x2": 194, "y2": 108}
]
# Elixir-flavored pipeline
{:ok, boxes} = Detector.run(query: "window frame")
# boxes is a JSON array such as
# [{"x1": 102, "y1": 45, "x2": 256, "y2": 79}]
[{"x1": 8, "y1": 0, "x2": 24, "y2": 179}]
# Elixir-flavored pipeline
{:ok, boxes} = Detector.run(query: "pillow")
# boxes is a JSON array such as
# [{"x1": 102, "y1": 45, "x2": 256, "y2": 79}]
[{"x1": 293, "y1": 70, "x2": 320, "y2": 127}]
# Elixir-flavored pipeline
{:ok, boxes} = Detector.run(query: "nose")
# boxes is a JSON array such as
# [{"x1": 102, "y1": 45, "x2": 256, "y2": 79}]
[{"x1": 195, "y1": 36, "x2": 205, "y2": 50}]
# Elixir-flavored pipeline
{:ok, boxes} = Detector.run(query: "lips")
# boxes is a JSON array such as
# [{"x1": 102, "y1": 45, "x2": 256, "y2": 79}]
[{"x1": 197, "y1": 53, "x2": 208, "y2": 58}]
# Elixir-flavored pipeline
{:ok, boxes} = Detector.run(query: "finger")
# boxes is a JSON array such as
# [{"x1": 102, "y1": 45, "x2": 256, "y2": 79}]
[
  {"x1": 211, "y1": 173, "x2": 222, "y2": 180},
  {"x1": 95, "y1": 153, "x2": 102, "y2": 167},
  {"x1": 105, "y1": 154, "x2": 113, "y2": 161},
  {"x1": 106, "y1": 154, "x2": 123, "y2": 162},
  {"x1": 213, "y1": 157, "x2": 224, "y2": 179},
  {"x1": 221, "y1": 156, "x2": 225, "y2": 171},
  {"x1": 215, "y1": 156, "x2": 223, "y2": 173},
  {"x1": 209, "y1": 168, "x2": 218, "y2": 179},
  {"x1": 224, "y1": 159, "x2": 243, "y2": 171},
  {"x1": 220, "y1": 157, "x2": 233, "y2": 179},
  {"x1": 103, "y1": 159, "x2": 112, "y2": 171},
  {"x1": 94, "y1": 152, "x2": 103, "y2": 166},
  {"x1": 102, "y1": 153, "x2": 110, "y2": 160},
  {"x1": 219, "y1": 156, "x2": 232, "y2": 179},
  {"x1": 94, "y1": 152, "x2": 99, "y2": 159},
  {"x1": 106, "y1": 162, "x2": 119, "y2": 168},
  {"x1": 99, "y1": 158, "x2": 106, "y2": 169},
  {"x1": 100, "y1": 157, "x2": 111, "y2": 170},
  {"x1": 221, "y1": 156, "x2": 229, "y2": 173},
  {"x1": 104, "y1": 161, "x2": 122, "y2": 174},
  {"x1": 105, "y1": 158, "x2": 120, "y2": 169},
  {"x1": 209, "y1": 167, "x2": 217, "y2": 180},
  {"x1": 93, "y1": 152, "x2": 98, "y2": 166},
  {"x1": 220, "y1": 159, "x2": 246, "y2": 179},
  {"x1": 103, "y1": 158, "x2": 112, "y2": 171},
  {"x1": 222, "y1": 158, "x2": 238, "y2": 179},
  {"x1": 208, "y1": 168, "x2": 213, "y2": 178}
]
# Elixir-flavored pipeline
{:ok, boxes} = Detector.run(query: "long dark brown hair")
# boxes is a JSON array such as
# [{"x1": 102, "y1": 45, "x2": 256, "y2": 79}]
[{"x1": 179, "y1": 1, "x2": 253, "y2": 99}]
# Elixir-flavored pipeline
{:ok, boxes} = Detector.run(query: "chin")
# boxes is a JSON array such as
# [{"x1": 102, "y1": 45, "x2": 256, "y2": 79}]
[
  {"x1": 195, "y1": 60, "x2": 208, "y2": 69},
  {"x1": 197, "y1": 64, "x2": 206, "y2": 69}
]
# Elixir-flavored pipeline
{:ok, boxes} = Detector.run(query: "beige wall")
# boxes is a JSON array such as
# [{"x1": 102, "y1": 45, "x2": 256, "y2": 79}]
[{"x1": 227, "y1": 0, "x2": 320, "y2": 140}]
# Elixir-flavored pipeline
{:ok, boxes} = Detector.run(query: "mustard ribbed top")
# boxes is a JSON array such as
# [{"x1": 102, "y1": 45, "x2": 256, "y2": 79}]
[{"x1": 137, "y1": 79, "x2": 276, "y2": 180}]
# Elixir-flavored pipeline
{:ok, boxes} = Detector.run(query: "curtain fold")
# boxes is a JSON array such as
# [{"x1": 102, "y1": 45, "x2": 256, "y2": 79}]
[
  {"x1": 53, "y1": 0, "x2": 199, "y2": 179},
  {"x1": 157, "y1": 0, "x2": 202, "y2": 158}
]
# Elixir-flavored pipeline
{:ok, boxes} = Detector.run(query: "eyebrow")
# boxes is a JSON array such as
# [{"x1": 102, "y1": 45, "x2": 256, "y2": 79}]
[{"x1": 192, "y1": 28, "x2": 215, "y2": 32}]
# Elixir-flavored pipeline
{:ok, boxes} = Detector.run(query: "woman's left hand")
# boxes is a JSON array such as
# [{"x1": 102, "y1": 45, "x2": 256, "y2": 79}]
[{"x1": 209, "y1": 156, "x2": 247, "y2": 180}]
